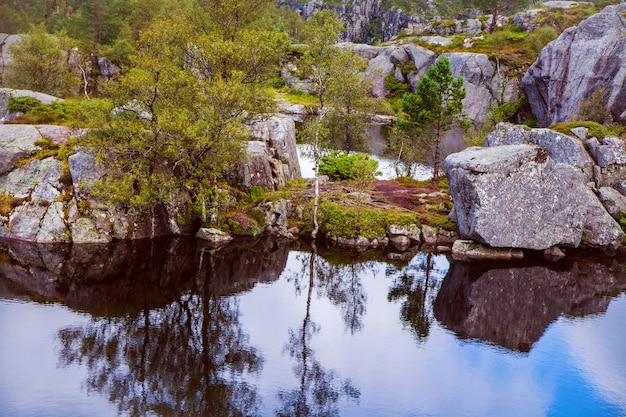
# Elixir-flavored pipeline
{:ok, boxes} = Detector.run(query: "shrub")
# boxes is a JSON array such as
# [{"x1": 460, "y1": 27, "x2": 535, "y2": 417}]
[
  {"x1": 577, "y1": 87, "x2": 610, "y2": 124},
  {"x1": 319, "y1": 152, "x2": 379, "y2": 181},
  {"x1": 384, "y1": 73, "x2": 409, "y2": 99},
  {"x1": 526, "y1": 26, "x2": 558, "y2": 53},
  {"x1": 7, "y1": 96, "x2": 42, "y2": 113}
]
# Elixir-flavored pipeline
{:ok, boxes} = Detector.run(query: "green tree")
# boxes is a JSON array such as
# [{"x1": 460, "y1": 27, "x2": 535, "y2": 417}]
[
  {"x1": 399, "y1": 55, "x2": 467, "y2": 182},
  {"x1": 66, "y1": 0, "x2": 133, "y2": 49},
  {"x1": 473, "y1": 0, "x2": 528, "y2": 33},
  {"x1": 195, "y1": 0, "x2": 274, "y2": 40},
  {"x1": 83, "y1": 10, "x2": 278, "y2": 223},
  {"x1": 5, "y1": 24, "x2": 77, "y2": 96},
  {"x1": 324, "y1": 49, "x2": 388, "y2": 153},
  {"x1": 297, "y1": 11, "x2": 385, "y2": 238},
  {"x1": 0, "y1": 3, "x2": 29, "y2": 33}
]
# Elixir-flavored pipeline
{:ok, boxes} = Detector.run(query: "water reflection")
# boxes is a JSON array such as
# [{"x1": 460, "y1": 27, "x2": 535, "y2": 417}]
[
  {"x1": 0, "y1": 237, "x2": 292, "y2": 416},
  {"x1": 434, "y1": 257, "x2": 626, "y2": 352},
  {"x1": 277, "y1": 245, "x2": 362, "y2": 416},
  {"x1": 1, "y1": 237, "x2": 626, "y2": 416},
  {"x1": 387, "y1": 252, "x2": 448, "y2": 343}
]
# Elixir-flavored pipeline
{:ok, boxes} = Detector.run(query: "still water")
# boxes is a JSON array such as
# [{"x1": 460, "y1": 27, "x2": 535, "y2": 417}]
[{"x1": 0, "y1": 237, "x2": 625, "y2": 417}]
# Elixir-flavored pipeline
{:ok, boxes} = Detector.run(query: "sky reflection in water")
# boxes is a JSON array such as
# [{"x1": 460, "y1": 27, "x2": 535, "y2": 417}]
[{"x1": 0, "y1": 237, "x2": 625, "y2": 417}]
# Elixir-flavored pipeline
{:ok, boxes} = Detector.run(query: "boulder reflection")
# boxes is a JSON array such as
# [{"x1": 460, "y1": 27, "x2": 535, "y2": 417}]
[
  {"x1": 0, "y1": 237, "x2": 291, "y2": 416},
  {"x1": 434, "y1": 257, "x2": 626, "y2": 352}
]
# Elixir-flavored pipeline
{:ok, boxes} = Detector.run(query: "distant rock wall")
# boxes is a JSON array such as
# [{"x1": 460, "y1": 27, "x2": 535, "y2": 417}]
[
  {"x1": 279, "y1": 0, "x2": 424, "y2": 43},
  {"x1": 522, "y1": 3, "x2": 626, "y2": 126},
  {"x1": 337, "y1": 43, "x2": 521, "y2": 124}
]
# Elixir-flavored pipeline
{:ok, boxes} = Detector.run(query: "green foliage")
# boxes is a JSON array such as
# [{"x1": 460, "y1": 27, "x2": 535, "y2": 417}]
[
  {"x1": 397, "y1": 55, "x2": 467, "y2": 181},
  {"x1": 319, "y1": 201, "x2": 420, "y2": 240},
  {"x1": 0, "y1": 4, "x2": 29, "y2": 33},
  {"x1": 226, "y1": 213, "x2": 260, "y2": 236},
  {"x1": 5, "y1": 98, "x2": 103, "y2": 125},
  {"x1": 66, "y1": 0, "x2": 134, "y2": 49},
  {"x1": 577, "y1": 87, "x2": 611, "y2": 124},
  {"x1": 6, "y1": 24, "x2": 78, "y2": 96},
  {"x1": 488, "y1": 95, "x2": 527, "y2": 124},
  {"x1": 549, "y1": 121, "x2": 626, "y2": 140},
  {"x1": 7, "y1": 96, "x2": 42, "y2": 113},
  {"x1": 319, "y1": 152, "x2": 379, "y2": 181},
  {"x1": 79, "y1": 7, "x2": 279, "y2": 215},
  {"x1": 620, "y1": 212, "x2": 626, "y2": 230},
  {"x1": 526, "y1": 26, "x2": 558, "y2": 53},
  {"x1": 472, "y1": 0, "x2": 528, "y2": 33},
  {"x1": 385, "y1": 73, "x2": 409, "y2": 99},
  {"x1": 534, "y1": 3, "x2": 599, "y2": 33}
]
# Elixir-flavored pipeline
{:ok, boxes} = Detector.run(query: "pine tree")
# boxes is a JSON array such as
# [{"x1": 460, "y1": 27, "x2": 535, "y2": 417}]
[{"x1": 400, "y1": 55, "x2": 467, "y2": 182}]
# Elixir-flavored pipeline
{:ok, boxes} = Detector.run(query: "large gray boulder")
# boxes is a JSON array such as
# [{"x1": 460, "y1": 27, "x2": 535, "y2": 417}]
[
  {"x1": 444, "y1": 144, "x2": 624, "y2": 251},
  {"x1": 485, "y1": 122, "x2": 596, "y2": 181},
  {"x1": 347, "y1": 43, "x2": 437, "y2": 97},
  {"x1": 522, "y1": 3, "x2": 626, "y2": 126},
  {"x1": 0, "y1": 124, "x2": 41, "y2": 175}
]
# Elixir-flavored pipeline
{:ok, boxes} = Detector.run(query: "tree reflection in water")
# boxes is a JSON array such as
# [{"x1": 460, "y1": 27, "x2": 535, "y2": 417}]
[
  {"x1": 55, "y1": 241, "x2": 281, "y2": 417},
  {"x1": 277, "y1": 243, "x2": 362, "y2": 417},
  {"x1": 387, "y1": 252, "x2": 447, "y2": 343}
]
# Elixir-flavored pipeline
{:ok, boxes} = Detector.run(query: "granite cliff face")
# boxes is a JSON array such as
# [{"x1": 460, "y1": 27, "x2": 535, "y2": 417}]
[
  {"x1": 522, "y1": 3, "x2": 626, "y2": 126},
  {"x1": 279, "y1": 0, "x2": 423, "y2": 43}
]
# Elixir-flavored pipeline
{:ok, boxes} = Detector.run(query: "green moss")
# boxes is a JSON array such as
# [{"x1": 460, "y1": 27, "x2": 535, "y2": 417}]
[
  {"x1": 0, "y1": 192, "x2": 26, "y2": 217},
  {"x1": 319, "y1": 201, "x2": 420, "y2": 240},
  {"x1": 549, "y1": 121, "x2": 626, "y2": 140}
]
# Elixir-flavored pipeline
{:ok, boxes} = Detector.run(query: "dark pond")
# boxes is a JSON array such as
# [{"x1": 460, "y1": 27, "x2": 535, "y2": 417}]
[{"x1": 1, "y1": 237, "x2": 625, "y2": 417}]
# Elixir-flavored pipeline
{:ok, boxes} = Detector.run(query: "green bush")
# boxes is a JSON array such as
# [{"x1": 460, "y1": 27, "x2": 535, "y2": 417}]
[
  {"x1": 7, "y1": 96, "x2": 42, "y2": 113},
  {"x1": 319, "y1": 152, "x2": 379, "y2": 181},
  {"x1": 526, "y1": 26, "x2": 558, "y2": 53},
  {"x1": 384, "y1": 73, "x2": 409, "y2": 99}
]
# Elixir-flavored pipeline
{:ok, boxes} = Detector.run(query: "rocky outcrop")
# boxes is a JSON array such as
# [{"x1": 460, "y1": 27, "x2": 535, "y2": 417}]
[
  {"x1": 484, "y1": 122, "x2": 595, "y2": 181},
  {"x1": 513, "y1": 1, "x2": 590, "y2": 32},
  {"x1": 444, "y1": 143, "x2": 624, "y2": 251},
  {"x1": 238, "y1": 115, "x2": 302, "y2": 190},
  {"x1": 444, "y1": 52, "x2": 521, "y2": 124},
  {"x1": 339, "y1": 44, "x2": 521, "y2": 125},
  {"x1": 1, "y1": 114, "x2": 302, "y2": 243},
  {"x1": 522, "y1": 3, "x2": 626, "y2": 126},
  {"x1": 0, "y1": 33, "x2": 21, "y2": 84}
]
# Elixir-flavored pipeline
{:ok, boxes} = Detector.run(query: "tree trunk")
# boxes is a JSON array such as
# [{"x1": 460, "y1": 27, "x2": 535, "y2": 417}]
[
  {"x1": 489, "y1": 6, "x2": 499, "y2": 34},
  {"x1": 433, "y1": 124, "x2": 442, "y2": 183}
]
